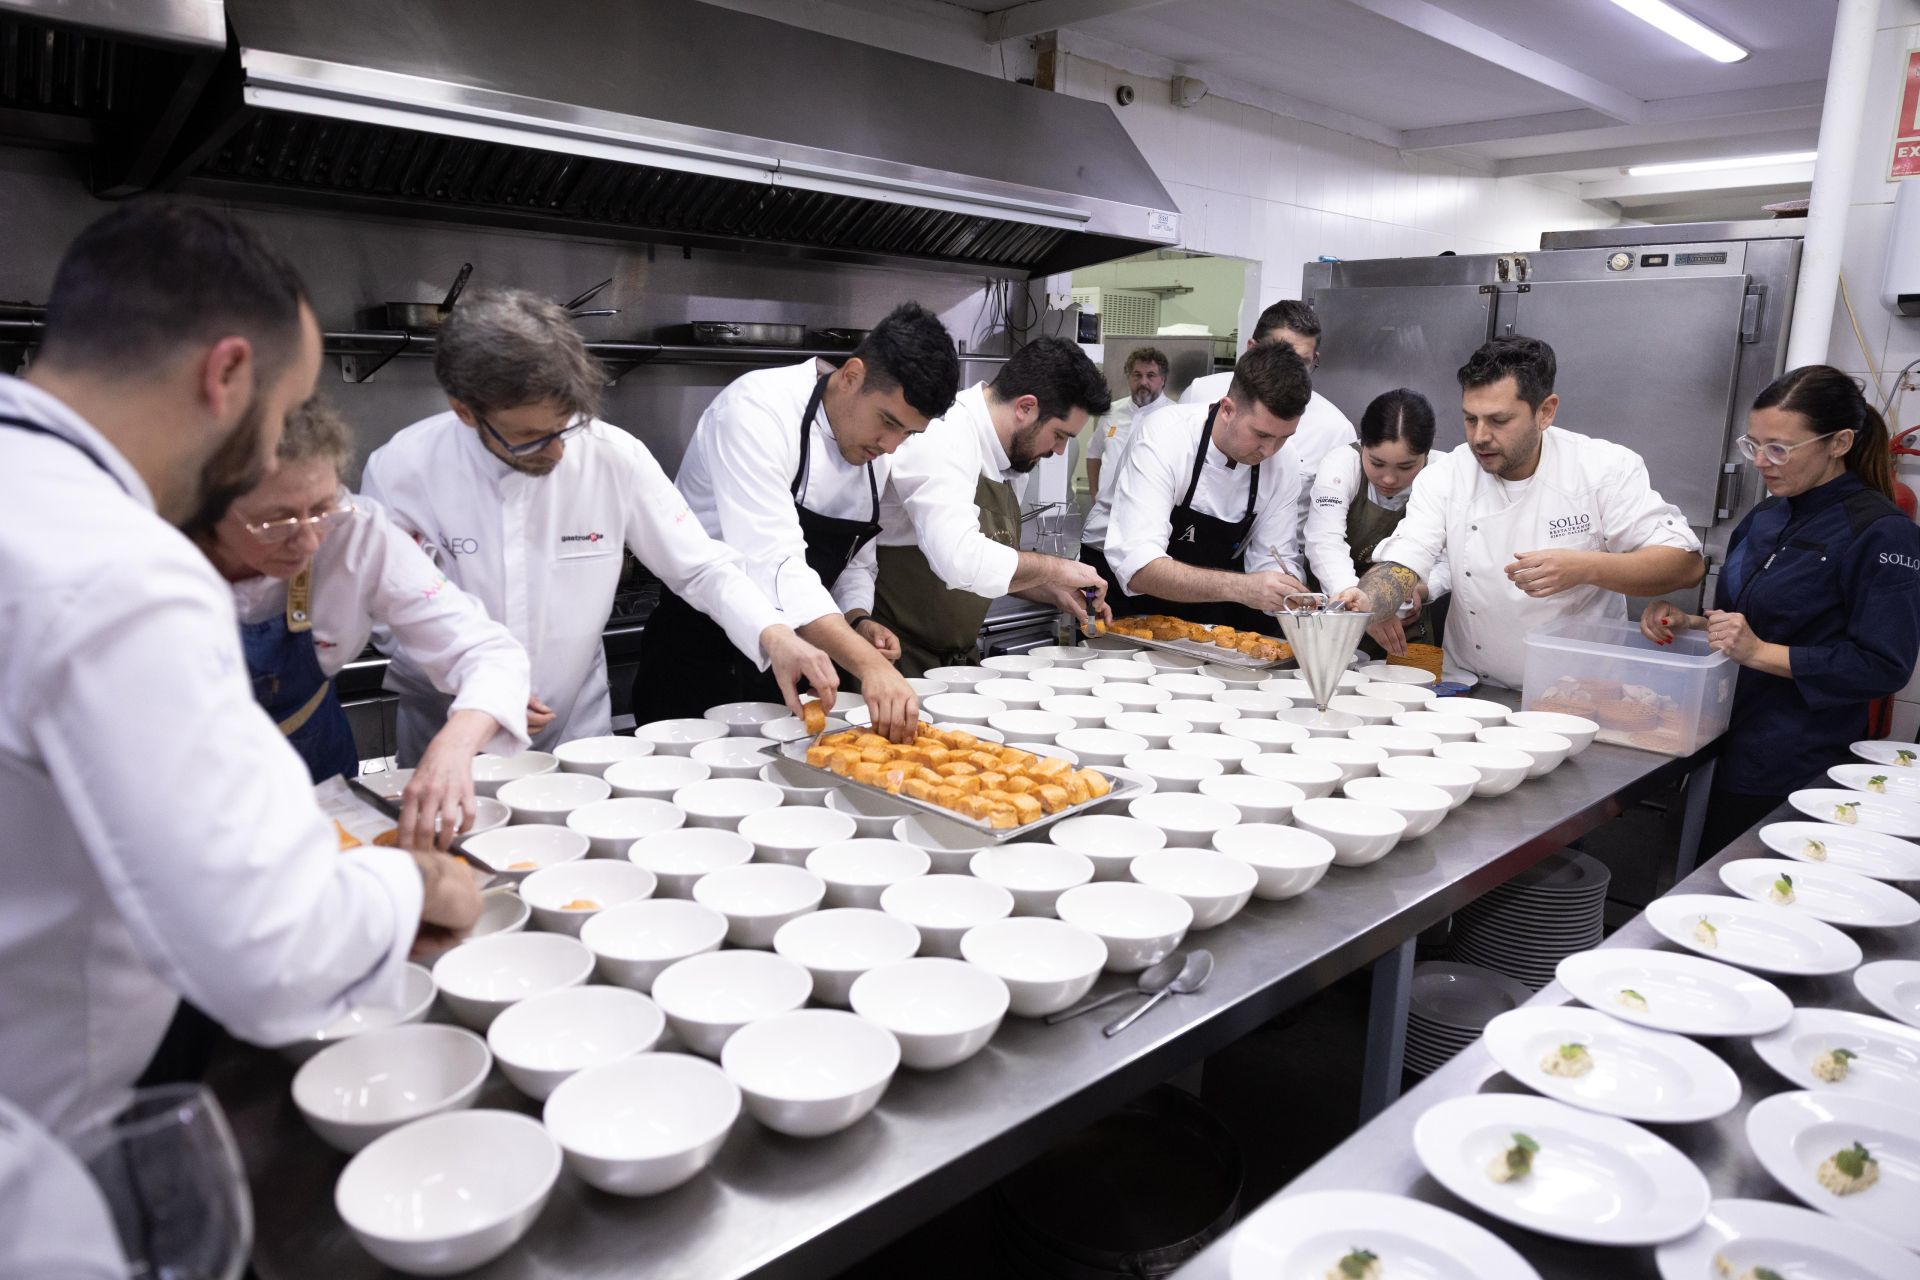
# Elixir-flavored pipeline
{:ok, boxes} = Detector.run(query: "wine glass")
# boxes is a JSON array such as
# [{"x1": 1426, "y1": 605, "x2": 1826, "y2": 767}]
[{"x1": 64, "y1": 1084, "x2": 253, "y2": 1280}]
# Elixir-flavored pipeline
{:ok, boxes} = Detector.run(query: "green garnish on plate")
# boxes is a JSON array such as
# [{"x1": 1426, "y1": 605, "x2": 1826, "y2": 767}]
[
  {"x1": 1832, "y1": 1047, "x2": 1857, "y2": 1062},
  {"x1": 1896, "y1": 749, "x2": 1915, "y2": 766},
  {"x1": 1834, "y1": 1141, "x2": 1871, "y2": 1179},
  {"x1": 1559, "y1": 1043, "x2": 1586, "y2": 1060},
  {"x1": 1753, "y1": 1268, "x2": 1786, "y2": 1280},
  {"x1": 1337, "y1": 1248, "x2": 1379, "y2": 1278}
]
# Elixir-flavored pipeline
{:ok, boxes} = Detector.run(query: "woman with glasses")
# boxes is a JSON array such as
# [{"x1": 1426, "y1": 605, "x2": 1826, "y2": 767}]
[
  {"x1": 1641, "y1": 365, "x2": 1920, "y2": 853},
  {"x1": 199, "y1": 399, "x2": 530, "y2": 850}
]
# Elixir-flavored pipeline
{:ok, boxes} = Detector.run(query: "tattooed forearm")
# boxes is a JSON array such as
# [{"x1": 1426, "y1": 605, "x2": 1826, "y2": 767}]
[{"x1": 1354, "y1": 562, "x2": 1421, "y2": 621}]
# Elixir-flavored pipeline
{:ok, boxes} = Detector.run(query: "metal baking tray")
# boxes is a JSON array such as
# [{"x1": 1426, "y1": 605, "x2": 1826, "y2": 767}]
[
  {"x1": 1102, "y1": 629, "x2": 1292, "y2": 670},
  {"x1": 778, "y1": 740, "x2": 1142, "y2": 842}
]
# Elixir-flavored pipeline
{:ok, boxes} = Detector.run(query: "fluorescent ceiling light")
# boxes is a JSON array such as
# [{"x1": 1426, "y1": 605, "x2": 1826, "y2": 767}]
[
  {"x1": 1627, "y1": 150, "x2": 1816, "y2": 177},
  {"x1": 1609, "y1": 0, "x2": 1749, "y2": 63}
]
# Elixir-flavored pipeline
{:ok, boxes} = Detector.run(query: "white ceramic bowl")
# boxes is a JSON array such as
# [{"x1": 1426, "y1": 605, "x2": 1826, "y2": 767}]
[
  {"x1": 1219, "y1": 717, "x2": 1311, "y2": 752},
  {"x1": 518, "y1": 859, "x2": 658, "y2": 936},
  {"x1": 1135, "y1": 649, "x2": 1207, "y2": 672},
  {"x1": 702, "y1": 700, "x2": 787, "y2": 737},
  {"x1": 824, "y1": 786, "x2": 917, "y2": 837},
  {"x1": 471, "y1": 750, "x2": 558, "y2": 798},
  {"x1": 580, "y1": 898, "x2": 727, "y2": 992},
  {"x1": 1166, "y1": 732, "x2": 1260, "y2": 773},
  {"x1": 1505, "y1": 709, "x2": 1599, "y2": 754},
  {"x1": 471, "y1": 887, "x2": 531, "y2": 938},
  {"x1": 486, "y1": 984, "x2": 663, "y2": 1100},
  {"x1": 1031, "y1": 667, "x2": 1104, "y2": 695},
  {"x1": 552, "y1": 736, "x2": 655, "y2": 776},
  {"x1": 466, "y1": 797, "x2": 512, "y2": 837},
  {"x1": 1342, "y1": 776, "x2": 1451, "y2": 839},
  {"x1": 1053, "y1": 881, "x2": 1194, "y2": 973},
  {"x1": 1260, "y1": 678, "x2": 1316, "y2": 703},
  {"x1": 1123, "y1": 748, "x2": 1225, "y2": 794},
  {"x1": 430, "y1": 932, "x2": 596, "y2": 1030},
  {"x1": 690, "y1": 736, "x2": 778, "y2": 780},
  {"x1": 1104, "y1": 712, "x2": 1191, "y2": 749},
  {"x1": 1096, "y1": 681, "x2": 1175, "y2": 711},
  {"x1": 605, "y1": 755, "x2": 711, "y2": 801},
  {"x1": 292, "y1": 1023, "x2": 490, "y2": 1153},
  {"x1": 1090, "y1": 765, "x2": 1158, "y2": 816},
  {"x1": 497, "y1": 773, "x2": 612, "y2": 826},
  {"x1": 850, "y1": 957, "x2": 1009, "y2": 1070},
  {"x1": 335, "y1": 1110, "x2": 559, "y2": 1275},
  {"x1": 761, "y1": 714, "x2": 849, "y2": 745},
  {"x1": 626, "y1": 827, "x2": 755, "y2": 898},
  {"x1": 1148, "y1": 672, "x2": 1227, "y2": 698},
  {"x1": 722, "y1": 1009, "x2": 900, "y2": 1136},
  {"x1": 1211, "y1": 824, "x2": 1337, "y2": 899},
  {"x1": 1213, "y1": 689, "x2": 1292, "y2": 718},
  {"x1": 1048, "y1": 813, "x2": 1168, "y2": 880},
  {"x1": 1239, "y1": 751, "x2": 1343, "y2": 799},
  {"x1": 541, "y1": 1052, "x2": 739, "y2": 1196},
  {"x1": 1197, "y1": 773, "x2": 1303, "y2": 825},
  {"x1": 879, "y1": 874, "x2": 1015, "y2": 957},
  {"x1": 462, "y1": 824, "x2": 590, "y2": 884},
  {"x1": 1126, "y1": 792, "x2": 1242, "y2": 848},
  {"x1": 772, "y1": 907, "x2": 922, "y2": 1006},
  {"x1": 276, "y1": 963, "x2": 438, "y2": 1064},
  {"x1": 1158, "y1": 699, "x2": 1242, "y2": 730},
  {"x1": 1039, "y1": 695, "x2": 1125, "y2": 731},
  {"x1": 1030, "y1": 644, "x2": 1099, "y2": 667},
  {"x1": 1432, "y1": 741, "x2": 1531, "y2": 796},
  {"x1": 983, "y1": 653, "x2": 1052, "y2": 675},
  {"x1": 921, "y1": 691, "x2": 1007, "y2": 726},
  {"x1": 1355, "y1": 681, "x2": 1435, "y2": 709},
  {"x1": 650, "y1": 948, "x2": 813, "y2": 1058},
  {"x1": 1474, "y1": 725, "x2": 1573, "y2": 777},
  {"x1": 1327, "y1": 694, "x2": 1399, "y2": 727},
  {"x1": 806, "y1": 838, "x2": 931, "y2": 908},
  {"x1": 1291, "y1": 797, "x2": 1408, "y2": 867},
  {"x1": 738, "y1": 805, "x2": 858, "y2": 866},
  {"x1": 1289, "y1": 736, "x2": 1389, "y2": 784},
  {"x1": 905, "y1": 677, "x2": 949, "y2": 697},
  {"x1": 691, "y1": 862, "x2": 827, "y2": 948},
  {"x1": 923, "y1": 664, "x2": 995, "y2": 688},
  {"x1": 891, "y1": 813, "x2": 997, "y2": 874},
  {"x1": 1128, "y1": 848, "x2": 1256, "y2": 930},
  {"x1": 1355, "y1": 661, "x2": 1436, "y2": 686},
  {"x1": 1274, "y1": 706, "x2": 1362, "y2": 738},
  {"x1": 1201, "y1": 662, "x2": 1272, "y2": 686},
  {"x1": 988, "y1": 709, "x2": 1076, "y2": 744},
  {"x1": 634, "y1": 717, "x2": 729, "y2": 756},
  {"x1": 1392, "y1": 711, "x2": 1481, "y2": 744},
  {"x1": 1055, "y1": 727, "x2": 1150, "y2": 767},
  {"x1": 968, "y1": 843, "x2": 1097, "y2": 916},
  {"x1": 672, "y1": 777, "x2": 783, "y2": 830},
  {"x1": 959, "y1": 917, "x2": 1107, "y2": 1017},
  {"x1": 565, "y1": 796, "x2": 684, "y2": 860},
  {"x1": 1375, "y1": 755, "x2": 1482, "y2": 810},
  {"x1": 1345, "y1": 724, "x2": 1441, "y2": 758},
  {"x1": 1084, "y1": 658, "x2": 1154, "y2": 683},
  {"x1": 1431, "y1": 696, "x2": 1510, "y2": 725},
  {"x1": 760, "y1": 756, "x2": 842, "y2": 806},
  {"x1": 977, "y1": 678, "x2": 1050, "y2": 711}
]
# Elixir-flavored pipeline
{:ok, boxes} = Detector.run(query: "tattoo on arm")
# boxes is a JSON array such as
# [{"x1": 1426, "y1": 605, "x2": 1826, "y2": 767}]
[{"x1": 1355, "y1": 563, "x2": 1420, "y2": 621}]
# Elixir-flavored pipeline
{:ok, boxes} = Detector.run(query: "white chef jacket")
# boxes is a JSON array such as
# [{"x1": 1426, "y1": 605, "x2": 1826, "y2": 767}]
[
  {"x1": 1083, "y1": 392, "x2": 1177, "y2": 549},
  {"x1": 0, "y1": 1092, "x2": 126, "y2": 1277},
  {"x1": 228, "y1": 494, "x2": 531, "y2": 754},
  {"x1": 0, "y1": 375, "x2": 421, "y2": 1133},
  {"x1": 878, "y1": 382, "x2": 1021, "y2": 597},
  {"x1": 1103, "y1": 402, "x2": 1305, "y2": 595},
  {"x1": 1183, "y1": 376, "x2": 1355, "y2": 522},
  {"x1": 1304, "y1": 446, "x2": 1453, "y2": 599},
  {"x1": 362, "y1": 413, "x2": 780, "y2": 759},
  {"x1": 676, "y1": 360, "x2": 885, "y2": 624},
  {"x1": 1373, "y1": 427, "x2": 1702, "y2": 689}
]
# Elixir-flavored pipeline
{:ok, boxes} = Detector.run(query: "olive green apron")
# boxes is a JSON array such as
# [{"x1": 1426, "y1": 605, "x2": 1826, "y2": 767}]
[
  {"x1": 1346, "y1": 447, "x2": 1439, "y2": 651},
  {"x1": 870, "y1": 473, "x2": 1022, "y2": 677}
]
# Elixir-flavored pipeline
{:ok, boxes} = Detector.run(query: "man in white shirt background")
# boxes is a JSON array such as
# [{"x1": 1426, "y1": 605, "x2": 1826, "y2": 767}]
[
  {"x1": 0, "y1": 202, "x2": 477, "y2": 1131},
  {"x1": 644, "y1": 303, "x2": 961, "y2": 739},
  {"x1": 362, "y1": 290, "x2": 835, "y2": 756},
  {"x1": 1085, "y1": 345, "x2": 1173, "y2": 507},
  {"x1": 1339, "y1": 335, "x2": 1704, "y2": 687}
]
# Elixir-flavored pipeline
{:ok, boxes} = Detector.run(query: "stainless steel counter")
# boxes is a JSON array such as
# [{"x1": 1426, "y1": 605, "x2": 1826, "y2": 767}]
[
  {"x1": 1175, "y1": 806, "x2": 1920, "y2": 1280},
  {"x1": 212, "y1": 705, "x2": 1711, "y2": 1280}
]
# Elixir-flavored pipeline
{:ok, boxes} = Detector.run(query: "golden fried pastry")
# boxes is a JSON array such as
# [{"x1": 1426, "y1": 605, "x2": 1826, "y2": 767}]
[{"x1": 801, "y1": 699, "x2": 827, "y2": 735}]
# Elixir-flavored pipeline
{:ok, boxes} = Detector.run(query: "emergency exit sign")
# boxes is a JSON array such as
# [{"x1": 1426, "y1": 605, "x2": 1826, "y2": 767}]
[{"x1": 1895, "y1": 49, "x2": 1920, "y2": 180}]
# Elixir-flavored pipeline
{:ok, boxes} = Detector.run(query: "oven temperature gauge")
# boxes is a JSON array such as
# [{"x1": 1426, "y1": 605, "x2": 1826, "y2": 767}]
[{"x1": 1607, "y1": 252, "x2": 1634, "y2": 272}]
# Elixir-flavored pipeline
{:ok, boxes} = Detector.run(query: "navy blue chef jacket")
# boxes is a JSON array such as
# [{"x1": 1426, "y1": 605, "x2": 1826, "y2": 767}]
[{"x1": 1715, "y1": 471, "x2": 1920, "y2": 796}]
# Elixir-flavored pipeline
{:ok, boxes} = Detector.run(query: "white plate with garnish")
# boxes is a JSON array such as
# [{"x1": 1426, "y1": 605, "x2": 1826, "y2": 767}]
[
  {"x1": 1654, "y1": 1197, "x2": 1920, "y2": 1280},
  {"x1": 1849, "y1": 738, "x2": 1920, "y2": 771},
  {"x1": 1759, "y1": 820, "x2": 1920, "y2": 881},
  {"x1": 1751, "y1": 1008, "x2": 1920, "y2": 1110},
  {"x1": 1482, "y1": 1006, "x2": 1740, "y2": 1123},
  {"x1": 1716, "y1": 858, "x2": 1920, "y2": 928},
  {"x1": 1855, "y1": 959, "x2": 1920, "y2": 1030},
  {"x1": 1829, "y1": 761, "x2": 1920, "y2": 803},
  {"x1": 1745, "y1": 1091, "x2": 1920, "y2": 1249},
  {"x1": 1645, "y1": 894, "x2": 1862, "y2": 977},
  {"x1": 1555, "y1": 948, "x2": 1792, "y2": 1036},
  {"x1": 1228, "y1": 1188, "x2": 1541, "y2": 1280},
  {"x1": 1788, "y1": 787, "x2": 1920, "y2": 837},
  {"x1": 1412, "y1": 1094, "x2": 1710, "y2": 1245}
]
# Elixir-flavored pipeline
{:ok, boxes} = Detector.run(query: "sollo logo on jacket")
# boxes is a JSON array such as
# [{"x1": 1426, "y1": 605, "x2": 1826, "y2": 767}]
[
  {"x1": 559, "y1": 532, "x2": 606, "y2": 544},
  {"x1": 1546, "y1": 513, "x2": 1593, "y2": 541}
]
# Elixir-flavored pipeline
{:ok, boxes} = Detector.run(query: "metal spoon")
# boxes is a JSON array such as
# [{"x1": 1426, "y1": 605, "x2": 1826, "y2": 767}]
[
  {"x1": 1043, "y1": 952, "x2": 1185, "y2": 1024},
  {"x1": 1103, "y1": 949, "x2": 1213, "y2": 1037}
]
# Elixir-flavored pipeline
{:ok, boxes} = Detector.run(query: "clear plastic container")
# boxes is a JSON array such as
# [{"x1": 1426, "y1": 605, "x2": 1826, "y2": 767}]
[{"x1": 1521, "y1": 618, "x2": 1734, "y2": 756}]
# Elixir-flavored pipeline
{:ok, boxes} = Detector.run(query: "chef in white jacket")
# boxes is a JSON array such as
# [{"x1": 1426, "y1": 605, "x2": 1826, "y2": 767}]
[
  {"x1": 199, "y1": 398, "x2": 530, "y2": 849},
  {"x1": 0, "y1": 203, "x2": 476, "y2": 1132},
  {"x1": 1339, "y1": 336, "x2": 1704, "y2": 688},
  {"x1": 1183, "y1": 299, "x2": 1355, "y2": 525},
  {"x1": 1085, "y1": 345, "x2": 1173, "y2": 506},
  {"x1": 361, "y1": 288, "x2": 833, "y2": 757}
]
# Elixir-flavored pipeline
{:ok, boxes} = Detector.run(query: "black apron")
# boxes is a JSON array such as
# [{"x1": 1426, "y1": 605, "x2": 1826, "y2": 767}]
[
  {"x1": 634, "y1": 374, "x2": 880, "y2": 721},
  {"x1": 1126, "y1": 403, "x2": 1278, "y2": 635},
  {"x1": 1341, "y1": 443, "x2": 1445, "y2": 655}
]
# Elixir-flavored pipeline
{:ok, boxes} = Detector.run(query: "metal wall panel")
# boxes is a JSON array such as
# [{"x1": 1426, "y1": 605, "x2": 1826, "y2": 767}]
[{"x1": 1305, "y1": 280, "x2": 1495, "y2": 450}]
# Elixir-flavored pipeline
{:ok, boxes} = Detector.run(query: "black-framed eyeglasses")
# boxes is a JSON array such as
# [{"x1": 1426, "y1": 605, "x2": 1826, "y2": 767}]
[{"x1": 477, "y1": 412, "x2": 590, "y2": 457}]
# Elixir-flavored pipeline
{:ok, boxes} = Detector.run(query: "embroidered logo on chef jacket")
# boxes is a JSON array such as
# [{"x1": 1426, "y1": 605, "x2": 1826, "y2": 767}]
[
  {"x1": 1545, "y1": 513, "x2": 1594, "y2": 542},
  {"x1": 559, "y1": 531, "x2": 606, "y2": 544},
  {"x1": 1881, "y1": 551, "x2": 1920, "y2": 571},
  {"x1": 439, "y1": 534, "x2": 480, "y2": 558}
]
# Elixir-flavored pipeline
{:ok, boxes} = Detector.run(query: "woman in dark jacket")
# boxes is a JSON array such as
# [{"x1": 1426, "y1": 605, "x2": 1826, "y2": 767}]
[{"x1": 1642, "y1": 366, "x2": 1920, "y2": 854}]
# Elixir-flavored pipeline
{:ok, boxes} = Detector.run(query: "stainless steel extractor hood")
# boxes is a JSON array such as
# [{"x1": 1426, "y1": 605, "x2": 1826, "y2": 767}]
[{"x1": 162, "y1": 0, "x2": 1181, "y2": 277}]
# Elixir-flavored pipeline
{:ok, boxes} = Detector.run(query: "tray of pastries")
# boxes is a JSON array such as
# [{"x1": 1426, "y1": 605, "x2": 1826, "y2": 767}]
[
  {"x1": 786, "y1": 723, "x2": 1139, "y2": 839},
  {"x1": 1103, "y1": 614, "x2": 1293, "y2": 669}
]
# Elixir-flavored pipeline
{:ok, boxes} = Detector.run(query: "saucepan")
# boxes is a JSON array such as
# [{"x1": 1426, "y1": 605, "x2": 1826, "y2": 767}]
[
  {"x1": 374, "y1": 262, "x2": 473, "y2": 332},
  {"x1": 690, "y1": 321, "x2": 808, "y2": 348},
  {"x1": 814, "y1": 327, "x2": 870, "y2": 349}
]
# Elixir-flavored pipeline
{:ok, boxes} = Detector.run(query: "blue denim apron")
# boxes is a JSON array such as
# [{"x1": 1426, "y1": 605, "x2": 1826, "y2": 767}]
[{"x1": 240, "y1": 567, "x2": 359, "y2": 782}]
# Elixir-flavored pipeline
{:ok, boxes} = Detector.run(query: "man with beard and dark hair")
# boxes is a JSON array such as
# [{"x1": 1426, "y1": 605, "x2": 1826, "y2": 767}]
[
  {"x1": 868, "y1": 335, "x2": 1114, "y2": 674},
  {"x1": 0, "y1": 201, "x2": 481, "y2": 1134}
]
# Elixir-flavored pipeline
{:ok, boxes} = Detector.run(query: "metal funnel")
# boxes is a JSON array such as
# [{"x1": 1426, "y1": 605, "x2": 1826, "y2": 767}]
[{"x1": 1275, "y1": 593, "x2": 1370, "y2": 711}]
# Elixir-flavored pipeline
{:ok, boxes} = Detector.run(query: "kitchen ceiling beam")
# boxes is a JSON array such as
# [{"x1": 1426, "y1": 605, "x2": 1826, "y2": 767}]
[
  {"x1": 1578, "y1": 159, "x2": 1817, "y2": 200},
  {"x1": 1404, "y1": 79, "x2": 1826, "y2": 153},
  {"x1": 1494, "y1": 125, "x2": 1823, "y2": 178},
  {"x1": 982, "y1": 0, "x2": 1183, "y2": 44}
]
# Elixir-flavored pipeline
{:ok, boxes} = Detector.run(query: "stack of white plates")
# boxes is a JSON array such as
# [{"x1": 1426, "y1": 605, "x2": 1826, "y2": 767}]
[
  {"x1": 1406, "y1": 961, "x2": 1533, "y2": 1078},
  {"x1": 1447, "y1": 850, "x2": 1610, "y2": 990}
]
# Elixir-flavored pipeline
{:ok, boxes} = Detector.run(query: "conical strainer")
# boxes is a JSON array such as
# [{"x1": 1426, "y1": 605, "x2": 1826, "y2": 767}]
[{"x1": 1275, "y1": 593, "x2": 1369, "y2": 712}]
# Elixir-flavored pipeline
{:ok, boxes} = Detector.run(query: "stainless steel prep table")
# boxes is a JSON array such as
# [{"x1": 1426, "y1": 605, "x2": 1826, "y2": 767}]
[
  {"x1": 1175, "y1": 804, "x2": 1920, "y2": 1280},
  {"x1": 212, "y1": 696, "x2": 1713, "y2": 1280}
]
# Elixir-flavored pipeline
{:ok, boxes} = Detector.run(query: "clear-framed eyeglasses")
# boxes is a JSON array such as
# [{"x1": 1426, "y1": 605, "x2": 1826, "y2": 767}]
[
  {"x1": 477, "y1": 412, "x2": 590, "y2": 457},
  {"x1": 1735, "y1": 430, "x2": 1842, "y2": 466},
  {"x1": 243, "y1": 501, "x2": 356, "y2": 543}
]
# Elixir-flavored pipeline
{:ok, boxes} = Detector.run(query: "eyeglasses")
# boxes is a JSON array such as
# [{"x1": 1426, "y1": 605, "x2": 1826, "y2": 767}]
[
  {"x1": 243, "y1": 501, "x2": 356, "y2": 543},
  {"x1": 1736, "y1": 430, "x2": 1843, "y2": 466},
  {"x1": 477, "y1": 412, "x2": 590, "y2": 457}
]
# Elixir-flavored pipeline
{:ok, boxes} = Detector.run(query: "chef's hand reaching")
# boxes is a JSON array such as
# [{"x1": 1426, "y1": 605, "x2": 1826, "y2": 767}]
[
  {"x1": 1022, "y1": 558, "x2": 1111, "y2": 627},
  {"x1": 1639, "y1": 601, "x2": 1703, "y2": 646},
  {"x1": 1239, "y1": 571, "x2": 1311, "y2": 614},
  {"x1": 1703, "y1": 609, "x2": 1762, "y2": 664},
  {"x1": 849, "y1": 613, "x2": 903, "y2": 663},
  {"x1": 397, "y1": 709, "x2": 497, "y2": 851},
  {"x1": 525, "y1": 695, "x2": 556, "y2": 735},
  {"x1": 862, "y1": 666, "x2": 921, "y2": 745},
  {"x1": 407, "y1": 847, "x2": 484, "y2": 958},
  {"x1": 1367, "y1": 615, "x2": 1410, "y2": 656},
  {"x1": 763, "y1": 625, "x2": 839, "y2": 720},
  {"x1": 1505, "y1": 549, "x2": 1592, "y2": 599}
]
